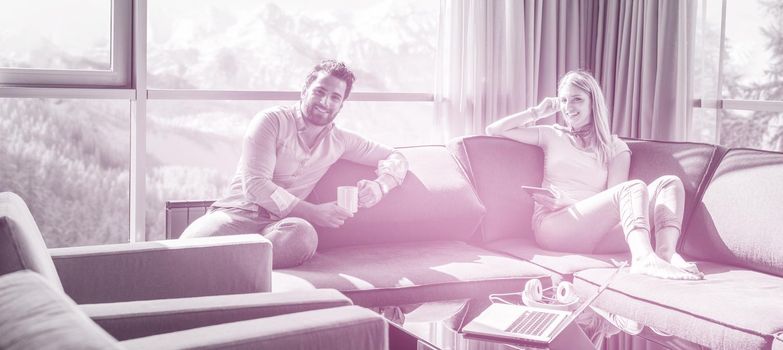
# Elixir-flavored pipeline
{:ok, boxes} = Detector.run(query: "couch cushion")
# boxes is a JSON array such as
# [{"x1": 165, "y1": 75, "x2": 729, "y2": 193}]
[
  {"x1": 0, "y1": 270, "x2": 121, "y2": 350},
  {"x1": 271, "y1": 240, "x2": 554, "y2": 307},
  {"x1": 683, "y1": 148, "x2": 783, "y2": 278},
  {"x1": 447, "y1": 136, "x2": 544, "y2": 242},
  {"x1": 0, "y1": 192, "x2": 62, "y2": 289},
  {"x1": 481, "y1": 237, "x2": 627, "y2": 276},
  {"x1": 306, "y1": 146, "x2": 486, "y2": 249},
  {"x1": 623, "y1": 139, "x2": 726, "y2": 235},
  {"x1": 573, "y1": 262, "x2": 783, "y2": 350}
]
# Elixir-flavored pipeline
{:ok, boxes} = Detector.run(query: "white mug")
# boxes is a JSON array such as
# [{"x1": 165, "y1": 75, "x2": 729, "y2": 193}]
[{"x1": 337, "y1": 186, "x2": 358, "y2": 213}]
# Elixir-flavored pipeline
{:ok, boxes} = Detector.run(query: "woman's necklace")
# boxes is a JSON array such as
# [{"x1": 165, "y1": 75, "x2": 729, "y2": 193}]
[{"x1": 569, "y1": 124, "x2": 594, "y2": 150}]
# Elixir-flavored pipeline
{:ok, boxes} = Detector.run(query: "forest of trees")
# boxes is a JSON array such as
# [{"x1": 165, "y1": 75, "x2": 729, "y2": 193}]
[{"x1": 0, "y1": 99, "x2": 131, "y2": 247}]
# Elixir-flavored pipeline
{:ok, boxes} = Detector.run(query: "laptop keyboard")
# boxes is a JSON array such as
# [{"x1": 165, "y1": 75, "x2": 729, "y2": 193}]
[{"x1": 505, "y1": 310, "x2": 558, "y2": 336}]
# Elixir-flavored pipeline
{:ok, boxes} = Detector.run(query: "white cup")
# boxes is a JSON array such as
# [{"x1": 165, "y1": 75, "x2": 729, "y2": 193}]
[{"x1": 337, "y1": 186, "x2": 358, "y2": 213}]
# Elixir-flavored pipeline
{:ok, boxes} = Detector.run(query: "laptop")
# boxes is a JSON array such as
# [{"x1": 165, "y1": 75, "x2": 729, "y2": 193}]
[{"x1": 462, "y1": 262, "x2": 626, "y2": 347}]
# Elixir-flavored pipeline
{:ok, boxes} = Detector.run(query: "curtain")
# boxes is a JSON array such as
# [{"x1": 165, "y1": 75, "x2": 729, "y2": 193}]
[
  {"x1": 435, "y1": 0, "x2": 694, "y2": 142},
  {"x1": 593, "y1": 0, "x2": 695, "y2": 140},
  {"x1": 435, "y1": 0, "x2": 592, "y2": 140}
]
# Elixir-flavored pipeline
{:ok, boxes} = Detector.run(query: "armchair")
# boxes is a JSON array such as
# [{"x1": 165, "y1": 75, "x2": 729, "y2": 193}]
[
  {"x1": 0, "y1": 192, "x2": 388, "y2": 349},
  {"x1": 0, "y1": 191, "x2": 272, "y2": 303},
  {"x1": 0, "y1": 270, "x2": 387, "y2": 350}
]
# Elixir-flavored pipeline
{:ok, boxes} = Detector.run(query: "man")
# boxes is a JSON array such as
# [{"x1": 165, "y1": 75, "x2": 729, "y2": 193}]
[{"x1": 180, "y1": 59, "x2": 408, "y2": 269}]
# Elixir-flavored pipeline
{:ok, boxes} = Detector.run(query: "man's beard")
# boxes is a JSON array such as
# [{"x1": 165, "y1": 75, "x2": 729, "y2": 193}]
[{"x1": 303, "y1": 104, "x2": 337, "y2": 126}]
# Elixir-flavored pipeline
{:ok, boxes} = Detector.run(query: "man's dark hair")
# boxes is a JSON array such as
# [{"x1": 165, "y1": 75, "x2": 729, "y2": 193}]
[{"x1": 302, "y1": 59, "x2": 356, "y2": 100}]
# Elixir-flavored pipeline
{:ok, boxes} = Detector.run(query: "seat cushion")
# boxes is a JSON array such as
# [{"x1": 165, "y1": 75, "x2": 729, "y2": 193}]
[
  {"x1": 0, "y1": 192, "x2": 62, "y2": 290},
  {"x1": 573, "y1": 262, "x2": 783, "y2": 350},
  {"x1": 306, "y1": 146, "x2": 486, "y2": 249},
  {"x1": 683, "y1": 148, "x2": 783, "y2": 277},
  {"x1": 0, "y1": 271, "x2": 121, "y2": 350},
  {"x1": 272, "y1": 240, "x2": 554, "y2": 307},
  {"x1": 83, "y1": 289, "x2": 353, "y2": 341},
  {"x1": 121, "y1": 305, "x2": 387, "y2": 350},
  {"x1": 481, "y1": 237, "x2": 627, "y2": 277}
]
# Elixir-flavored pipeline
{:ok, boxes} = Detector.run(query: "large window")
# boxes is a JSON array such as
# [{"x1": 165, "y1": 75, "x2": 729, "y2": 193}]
[
  {"x1": 692, "y1": 0, "x2": 783, "y2": 151},
  {"x1": 144, "y1": 0, "x2": 441, "y2": 237},
  {"x1": 1, "y1": 0, "x2": 133, "y2": 248},
  {"x1": 2, "y1": 1, "x2": 440, "y2": 245}
]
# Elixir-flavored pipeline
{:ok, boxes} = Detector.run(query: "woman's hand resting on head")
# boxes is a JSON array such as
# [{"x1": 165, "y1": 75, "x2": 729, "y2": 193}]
[
  {"x1": 531, "y1": 97, "x2": 561, "y2": 118},
  {"x1": 531, "y1": 186, "x2": 574, "y2": 211}
]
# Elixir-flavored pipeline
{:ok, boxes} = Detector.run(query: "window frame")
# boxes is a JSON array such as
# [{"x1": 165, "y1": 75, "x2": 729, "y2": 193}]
[{"x1": 0, "y1": 0, "x2": 132, "y2": 88}]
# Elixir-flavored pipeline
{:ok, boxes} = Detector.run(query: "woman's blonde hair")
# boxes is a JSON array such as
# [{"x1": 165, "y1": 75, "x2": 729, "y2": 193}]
[{"x1": 557, "y1": 70, "x2": 613, "y2": 164}]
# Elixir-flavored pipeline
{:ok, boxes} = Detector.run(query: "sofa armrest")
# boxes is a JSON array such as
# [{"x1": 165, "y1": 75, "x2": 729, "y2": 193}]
[
  {"x1": 50, "y1": 234, "x2": 271, "y2": 304},
  {"x1": 120, "y1": 305, "x2": 388, "y2": 350},
  {"x1": 81, "y1": 289, "x2": 353, "y2": 340}
]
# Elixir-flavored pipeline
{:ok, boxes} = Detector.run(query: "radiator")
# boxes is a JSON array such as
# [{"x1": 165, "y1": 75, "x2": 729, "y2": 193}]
[{"x1": 165, "y1": 200, "x2": 215, "y2": 239}]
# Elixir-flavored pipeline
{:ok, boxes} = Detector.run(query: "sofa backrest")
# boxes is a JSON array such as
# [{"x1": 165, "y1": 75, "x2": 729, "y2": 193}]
[
  {"x1": 306, "y1": 145, "x2": 486, "y2": 249},
  {"x1": 0, "y1": 192, "x2": 63, "y2": 291},
  {"x1": 447, "y1": 136, "x2": 724, "y2": 243},
  {"x1": 446, "y1": 136, "x2": 544, "y2": 242},
  {"x1": 682, "y1": 148, "x2": 783, "y2": 277}
]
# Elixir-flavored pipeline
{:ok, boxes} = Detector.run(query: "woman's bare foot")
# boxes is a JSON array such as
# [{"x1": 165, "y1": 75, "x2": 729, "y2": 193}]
[
  {"x1": 630, "y1": 252, "x2": 702, "y2": 280},
  {"x1": 656, "y1": 248, "x2": 704, "y2": 277},
  {"x1": 667, "y1": 252, "x2": 703, "y2": 276}
]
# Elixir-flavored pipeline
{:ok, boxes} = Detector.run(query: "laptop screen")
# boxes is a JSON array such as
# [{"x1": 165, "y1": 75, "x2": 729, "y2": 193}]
[{"x1": 548, "y1": 261, "x2": 628, "y2": 338}]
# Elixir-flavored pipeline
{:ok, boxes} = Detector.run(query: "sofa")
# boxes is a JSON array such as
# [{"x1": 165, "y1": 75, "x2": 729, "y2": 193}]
[
  {"x1": 210, "y1": 136, "x2": 778, "y2": 350},
  {"x1": 0, "y1": 192, "x2": 388, "y2": 349},
  {"x1": 164, "y1": 135, "x2": 783, "y2": 349}
]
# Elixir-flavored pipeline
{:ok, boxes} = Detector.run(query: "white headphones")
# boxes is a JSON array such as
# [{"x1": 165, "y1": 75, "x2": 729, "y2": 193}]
[{"x1": 521, "y1": 278, "x2": 580, "y2": 311}]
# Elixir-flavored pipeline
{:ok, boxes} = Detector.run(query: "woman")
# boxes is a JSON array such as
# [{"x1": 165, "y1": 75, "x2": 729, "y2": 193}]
[{"x1": 486, "y1": 70, "x2": 702, "y2": 280}]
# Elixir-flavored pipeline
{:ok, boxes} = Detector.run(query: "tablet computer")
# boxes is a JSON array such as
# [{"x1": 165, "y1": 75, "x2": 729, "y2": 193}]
[{"x1": 520, "y1": 185, "x2": 556, "y2": 198}]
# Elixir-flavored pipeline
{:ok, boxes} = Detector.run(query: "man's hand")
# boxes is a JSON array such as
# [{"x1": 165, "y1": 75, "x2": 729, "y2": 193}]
[
  {"x1": 357, "y1": 179, "x2": 383, "y2": 208},
  {"x1": 295, "y1": 201, "x2": 353, "y2": 228}
]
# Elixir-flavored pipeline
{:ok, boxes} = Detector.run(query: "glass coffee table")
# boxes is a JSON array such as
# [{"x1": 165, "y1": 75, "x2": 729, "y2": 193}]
[
  {"x1": 378, "y1": 296, "x2": 609, "y2": 350},
  {"x1": 378, "y1": 297, "x2": 704, "y2": 350}
]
